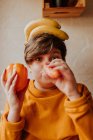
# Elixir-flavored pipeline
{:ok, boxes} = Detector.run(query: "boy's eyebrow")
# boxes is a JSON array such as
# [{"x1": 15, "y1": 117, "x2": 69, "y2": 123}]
[{"x1": 51, "y1": 50, "x2": 61, "y2": 54}]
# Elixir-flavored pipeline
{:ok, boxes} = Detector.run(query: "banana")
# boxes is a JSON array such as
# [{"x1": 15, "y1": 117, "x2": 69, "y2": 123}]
[
  {"x1": 29, "y1": 25, "x2": 69, "y2": 41},
  {"x1": 24, "y1": 18, "x2": 61, "y2": 41}
]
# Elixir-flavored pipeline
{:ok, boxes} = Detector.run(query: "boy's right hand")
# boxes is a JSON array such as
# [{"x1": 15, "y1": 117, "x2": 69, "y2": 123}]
[{"x1": 0, "y1": 69, "x2": 28, "y2": 122}]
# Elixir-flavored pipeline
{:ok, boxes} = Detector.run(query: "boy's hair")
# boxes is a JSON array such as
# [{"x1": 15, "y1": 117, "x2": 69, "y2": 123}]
[{"x1": 24, "y1": 33, "x2": 67, "y2": 64}]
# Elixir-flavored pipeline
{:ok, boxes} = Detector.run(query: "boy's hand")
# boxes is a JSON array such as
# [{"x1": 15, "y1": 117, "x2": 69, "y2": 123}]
[
  {"x1": 46, "y1": 59, "x2": 81, "y2": 101},
  {"x1": 1, "y1": 69, "x2": 29, "y2": 122}
]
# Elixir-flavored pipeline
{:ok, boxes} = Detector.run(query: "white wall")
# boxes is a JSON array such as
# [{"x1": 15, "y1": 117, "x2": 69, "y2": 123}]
[{"x1": 0, "y1": 0, "x2": 93, "y2": 111}]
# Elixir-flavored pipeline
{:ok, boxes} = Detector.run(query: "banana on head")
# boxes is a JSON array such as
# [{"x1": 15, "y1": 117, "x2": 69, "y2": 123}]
[{"x1": 24, "y1": 18, "x2": 69, "y2": 42}]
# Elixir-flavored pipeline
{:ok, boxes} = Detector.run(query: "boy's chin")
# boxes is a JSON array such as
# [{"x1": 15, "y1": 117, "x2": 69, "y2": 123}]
[
  {"x1": 34, "y1": 74, "x2": 54, "y2": 86},
  {"x1": 39, "y1": 81, "x2": 55, "y2": 89},
  {"x1": 41, "y1": 75, "x2": 52, "y2": 84},
  {"x1": 37, "y1": 76, "x2": 54, "y2": 87}
]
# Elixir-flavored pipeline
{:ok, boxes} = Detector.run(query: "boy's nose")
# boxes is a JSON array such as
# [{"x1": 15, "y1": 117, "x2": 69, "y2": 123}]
[{"x1": 45, "y1": 62, "x2": 50, "y2": 65}]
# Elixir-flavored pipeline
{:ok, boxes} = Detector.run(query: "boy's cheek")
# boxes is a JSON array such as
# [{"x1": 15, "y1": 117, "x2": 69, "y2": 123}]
[
  {"x1": 32, "y1": 70, "x2": 42, "y2": 80},
  {"x1": 31, "y1": 65, "x2": 55, "y2": 82},
  {"x1": 31, "y1": 65, "x2": 42, "y2": 73}
]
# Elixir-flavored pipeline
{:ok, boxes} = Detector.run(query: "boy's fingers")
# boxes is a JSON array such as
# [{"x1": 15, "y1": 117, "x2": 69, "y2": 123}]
[
  {"x1": 54, "y1": 65, "x2": 68, "y2": 71},
  {"x1": 19, "y1": 79, "x2": 30, "y2": 102},
  {"x1": 49, "y1": 59, "x2": 71, "y2": 71},
  {"x1": 1, "y1": 69, "x2": 6, "y2": 87},
  {"x1": 5, "y1": 71, "x2": 17, "y2": 91},
  {"x1": 49, "y1": 59, "x2": 66, "y2": 67},
  {"x1": 9, "y1": 74, "x2": 18, "y2": 92},
  {"x1": 13, "y1": 65, "x2": 17, "y2": 74},
  {"x1": 50, "y1": 58, "x2": 62, "y2": 64},
  {"x1": 7, "y1": 67, "x2": 16, "y2": 79},
  {"x1": 48, "y1": 62, "x2": 66, "y2": 68}
]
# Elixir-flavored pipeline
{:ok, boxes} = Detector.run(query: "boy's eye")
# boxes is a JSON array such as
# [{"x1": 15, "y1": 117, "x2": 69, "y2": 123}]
[
  {"x1": 50, "y1": 56, "x2": 59, "y2": 61},
  {"x1": 35, "y1": 57, "x2": 42, "y2": 62}
]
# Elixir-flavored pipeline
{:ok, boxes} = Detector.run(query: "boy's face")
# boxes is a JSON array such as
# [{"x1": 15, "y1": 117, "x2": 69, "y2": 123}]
[{"x1": 28, "y1": 48, "x2": 62, "y2": 88}]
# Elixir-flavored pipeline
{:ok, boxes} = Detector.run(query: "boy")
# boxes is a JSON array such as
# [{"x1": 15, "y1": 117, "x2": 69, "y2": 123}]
[{"x1": 0, "y1": 18, "x2": 93, "y2": 140}]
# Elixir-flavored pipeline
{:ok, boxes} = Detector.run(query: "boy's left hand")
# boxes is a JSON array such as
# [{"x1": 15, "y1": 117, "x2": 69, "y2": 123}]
[{"x1": 47, "y1": 59, "x2": 81, "y2": 101}]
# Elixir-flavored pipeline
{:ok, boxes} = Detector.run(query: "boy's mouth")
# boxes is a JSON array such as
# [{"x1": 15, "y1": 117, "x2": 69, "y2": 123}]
[
  {"x1": 41, "y1": 70, "x2": 53, "y2": 84},
  {"x1": 41, "y1": 70, "x2": 50, "y2": 79}
]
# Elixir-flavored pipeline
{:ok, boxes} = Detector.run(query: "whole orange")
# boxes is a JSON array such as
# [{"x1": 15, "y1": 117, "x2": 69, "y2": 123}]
[{"x1": 4, "y1": 63, "x2": 28, "y2": 92}]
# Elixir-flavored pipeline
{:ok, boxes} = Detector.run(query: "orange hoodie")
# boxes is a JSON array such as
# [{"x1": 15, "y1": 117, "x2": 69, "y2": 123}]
[{"x1": 0, "y1": 80, "x2": 93, "y2": 140}]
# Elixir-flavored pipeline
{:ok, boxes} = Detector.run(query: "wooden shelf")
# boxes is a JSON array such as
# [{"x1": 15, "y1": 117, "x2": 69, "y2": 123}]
[{"x1": 42, "y1": 0, "x2": 86, "y2": 18}]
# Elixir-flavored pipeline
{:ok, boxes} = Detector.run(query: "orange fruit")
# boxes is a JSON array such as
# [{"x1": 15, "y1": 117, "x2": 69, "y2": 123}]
[
  {"x1": 44, "y1": 66, "x2": 61, "y2": 79},
  {"x1": 4, "y1": 63, "x2": 28, "y2": 91}
]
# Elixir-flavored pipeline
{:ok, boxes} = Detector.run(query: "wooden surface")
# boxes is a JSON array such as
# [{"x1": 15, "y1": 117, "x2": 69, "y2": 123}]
[{"x1": 42, "y1": 0, "x2": 86, "y2": 18}]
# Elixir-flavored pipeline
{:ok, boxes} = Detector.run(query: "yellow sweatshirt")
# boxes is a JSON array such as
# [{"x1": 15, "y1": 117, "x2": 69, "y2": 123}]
[{"x1": 0, "y1": 80, "x2": 93, "y2": 140}]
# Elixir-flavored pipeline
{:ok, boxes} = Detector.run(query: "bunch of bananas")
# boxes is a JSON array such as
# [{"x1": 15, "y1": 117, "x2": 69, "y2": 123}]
[{"x1": 24, "y1": 18, "x2": 69, "y2": 42}]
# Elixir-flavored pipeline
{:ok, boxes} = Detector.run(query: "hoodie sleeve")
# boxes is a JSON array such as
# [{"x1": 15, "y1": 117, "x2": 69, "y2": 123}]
[
  {"x1": 0, "y1": 103, "x2": 25, "y2": 140},
  {"x1": 64, "y1": 84, "x2": 93, "y2": 140}
]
